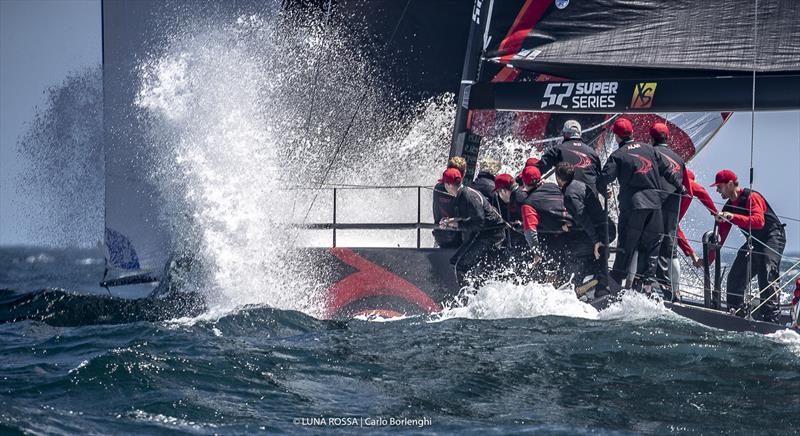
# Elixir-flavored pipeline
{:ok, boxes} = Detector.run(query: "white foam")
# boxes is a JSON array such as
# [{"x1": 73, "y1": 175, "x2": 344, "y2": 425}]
[
  {"x1": 766, "y1": 328, "x2": 800, "y2": 355},
  {"x1": 432, "y1": 280, "x2": 599, "y2": 321},
  {"x1": 597, "y1": 290, "x2": 677, "y2": 322}
]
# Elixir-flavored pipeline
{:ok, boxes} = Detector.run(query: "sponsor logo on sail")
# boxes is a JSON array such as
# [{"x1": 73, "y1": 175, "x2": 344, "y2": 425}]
[
  {"x1": 631, "y1": 82, "x2": 658, "y2": 109},
  {"x1": 541, "y1": 82, "x2": 618, "y2": 109}
]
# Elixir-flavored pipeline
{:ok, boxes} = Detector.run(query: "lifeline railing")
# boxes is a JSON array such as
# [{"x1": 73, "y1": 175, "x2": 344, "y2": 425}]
[{"x1": 291, "y1": 185, "x2": 438, "y2": 248}]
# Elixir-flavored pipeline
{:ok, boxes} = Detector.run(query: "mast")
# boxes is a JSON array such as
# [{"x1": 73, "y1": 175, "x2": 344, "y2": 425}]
[{"x1": 450, "y1": 0, "x2": 493, "y2": 182}]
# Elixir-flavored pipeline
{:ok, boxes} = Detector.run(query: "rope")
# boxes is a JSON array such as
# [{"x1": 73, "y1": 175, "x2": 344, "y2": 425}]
[{"x1": 744, "y1": 0, "x2": 759, "y2": 317}]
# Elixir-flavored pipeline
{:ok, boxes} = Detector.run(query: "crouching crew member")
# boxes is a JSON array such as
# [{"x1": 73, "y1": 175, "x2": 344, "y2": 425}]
[
  {"x1": 710, "y1": 170, "x2": 785, "y2": 323},
  {"x1": 439, "y1": 168, "x2": 505, "y2": 286},
  {"x1": 519, "y1": 166, "x2": 573, "y2": 284},
  {"x1": 432, "y1": 156, "x2": 466, "y2": 248},
  {"x1": 598, "y1": 118, "x2": 684, "y2": 292},
  {"x1": 537, "y1": 120, "x2": 602, "y2": 187},
  {"x1": 650, "y1": 122, "x2": 690, "y2": 300},
  {"x1": 556, "y1": 163, "x2": 614, "y2": 298}
]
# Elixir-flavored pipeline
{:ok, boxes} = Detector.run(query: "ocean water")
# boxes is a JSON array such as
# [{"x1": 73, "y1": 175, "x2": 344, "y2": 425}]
[{"x1": 3, "y1": 246, "x2": 800, "y2": 435}]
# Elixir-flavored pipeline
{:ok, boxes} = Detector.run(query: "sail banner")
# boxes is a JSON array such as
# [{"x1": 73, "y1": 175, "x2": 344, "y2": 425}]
[{"x1": 468, "y1": 75, "x2": 800, "y2": 113}]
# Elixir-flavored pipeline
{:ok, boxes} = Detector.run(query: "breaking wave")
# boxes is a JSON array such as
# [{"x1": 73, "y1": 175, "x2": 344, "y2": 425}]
[{"x1": 133, "y1": 12, "x2": 456, "y2": 317}]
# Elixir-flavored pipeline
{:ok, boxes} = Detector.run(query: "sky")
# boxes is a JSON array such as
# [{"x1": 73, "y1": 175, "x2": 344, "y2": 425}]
[
  {"x1": 0, "y1": 0, "x2": 101, "y2": 246},
  {"x1": 0, "y1": 0, "x2": 798, "y2": 253}
]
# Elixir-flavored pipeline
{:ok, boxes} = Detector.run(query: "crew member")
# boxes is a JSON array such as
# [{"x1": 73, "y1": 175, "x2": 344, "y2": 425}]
[
  {"x1": 472, "y1": 157, "x2": 501, "y2": 199},
  {"x1": 536, "y1": 120, "x2": 602, "y2": 187},
  {"x1": 650, "y1": 122, "x2": 690, "y2": 300},
  {"x1": 676, "y1": 169, "x2": 718, "y2": 268},
  {"x1": 432, "y1": 156, "x2": 466, "y2": 248},
  {"x1": 556, "y1": 163, "x2": 613, "y2": 297},
  {"x1": 439, "y1": 168, "x2": 505, "y2": 286},
  {"x1": 515, "y1": 157, "x2": 540, "y2": 187},
  {"x1": 491, "y1": 173, "x2": 526, "y2": 253},
  {"x1": 598, "y1": 118, "x2": 684, "y2": 291},
  {"x1": 519, "y1": 166, "x2": 573, "y2": 284},
  {"x1": 710, "y1": 170, "x2": 785, "y2": 323}
]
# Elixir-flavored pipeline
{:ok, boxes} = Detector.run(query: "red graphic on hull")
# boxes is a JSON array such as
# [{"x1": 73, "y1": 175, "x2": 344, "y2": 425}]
[{"x1": 325, "y1": 248, "x2": 441, "y2": 318}]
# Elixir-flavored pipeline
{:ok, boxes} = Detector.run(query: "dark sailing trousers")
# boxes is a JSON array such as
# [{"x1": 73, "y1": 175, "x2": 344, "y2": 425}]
[
  {"x1": 564, "y1": 231, "x2": 609, "y2": 296},
  {"x1": 656, "y1": 203, "x2": 681, "y2": 299},
  {"x1": 537, "y1": 233, "x2": 570, "y2": 285},
  {"x1": 610, "y1": 208, "x2": 663, "y2": 287},
  {"x1": 726, "y1": 227, "x2": 786, "y2": 322},
  {"x1": 450, "y1": 234, "x2": 502, "y2": 287}
]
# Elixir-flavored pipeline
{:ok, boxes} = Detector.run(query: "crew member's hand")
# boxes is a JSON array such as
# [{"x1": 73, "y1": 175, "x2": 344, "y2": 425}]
[
  {"x1": 593, "y1": 241, "x2": 604, "y2": 260},
  {"x1": 562, "y1": 223, "x2": 572, "y2": 232},
  {"x1": 439, "y1": 218, "x2": 457, "y2": 229},
  {"x1": 691, "y1": 253, "x2": 703, "y2": 268},
  {"x1": 715, "y1": 211, "x2": 733, "y2": 223}
]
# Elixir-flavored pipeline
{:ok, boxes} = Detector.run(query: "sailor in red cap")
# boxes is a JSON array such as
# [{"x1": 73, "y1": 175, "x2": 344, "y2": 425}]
[
  {"x1": 519, "y1": 166, "x2": 573, "y2": 284},
  {"x1": 649, "y1": 122, "x2": 690, "y2": 301},
  {"x1": 439, "y1": 168, "x2": 506, "y2": 286},
  {"x1": 598, "y1": 117, "x2": 685, "y2": 292},
  {"x1": 432, "y1": 157, "x2": 467, "y2": 248},
  {"x1": 536, "y1": 120, "x2": 602, "y2": 188},
  {"x1": 491, "y1": 173, "x2": 527, "y2": 253},
  {"x1": 710, "y1": 169, "x2": 785, "y2": 322}
]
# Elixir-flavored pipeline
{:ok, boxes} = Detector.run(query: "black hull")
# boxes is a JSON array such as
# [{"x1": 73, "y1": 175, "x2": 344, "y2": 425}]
[{"x1": 320, "y1": 247, "x2": 793, "y2": 335}]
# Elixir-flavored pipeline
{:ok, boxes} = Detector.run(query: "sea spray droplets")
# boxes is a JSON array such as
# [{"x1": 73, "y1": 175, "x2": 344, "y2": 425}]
[{"x1": 133, "y1": 12, "x2": 458, "y2": 318}]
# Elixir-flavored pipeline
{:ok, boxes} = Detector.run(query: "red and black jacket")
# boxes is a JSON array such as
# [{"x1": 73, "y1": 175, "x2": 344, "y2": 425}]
[
  {"x1": 537, "y1": 139, "x2": 602, "y2": 187},
  {"x1": 521, "y1": 183, "x2": 572, "y2": 234},
  {"x1": 598, "y1": 139, "x2": 683, "y2": 211}
]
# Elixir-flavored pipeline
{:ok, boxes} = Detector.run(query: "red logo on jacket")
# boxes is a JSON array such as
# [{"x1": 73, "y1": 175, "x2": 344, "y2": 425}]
[{"x1": 632, "y1": 154, "x2": 653, "y2": 174}]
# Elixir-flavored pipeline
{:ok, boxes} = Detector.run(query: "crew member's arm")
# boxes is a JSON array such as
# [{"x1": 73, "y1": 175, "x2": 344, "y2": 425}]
[
  {"x1": 655, "y1": 152, "x2": 685, "y2": 194},
  {"x1": 536, "y1": 147, "x2": 559, "y2": 175},
  {"x1": 676, "y1": 226, "x2": 694, "y2": 257},
  {"x1": 597, "y1": 154, "x2": 618, "y2": 195},
  {"x1": 728, "y1": 193, "x2": 766, "y2": 230},
  {"x1": 691, "y1": 181, "x2": 718, "y2": 215},
  {"x1": 521, "y1": 204, "x2": 539, "y2": 248}
]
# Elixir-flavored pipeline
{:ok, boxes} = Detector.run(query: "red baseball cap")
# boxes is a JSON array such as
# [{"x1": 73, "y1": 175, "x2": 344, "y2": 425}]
[
  {"x1": 649, "y1": 122, "x2": 670, "y2": 140},
  {"x1": 441, "y1": 168, "x2": 462, "y2": 185},
  {"x1": 612, "y1": 118, "x2": 633, "y2": 137},
  {"x1": 686, "y1": 169, "x2": 695, "y2": 180},
  {"x1": 520, "y1": 166, "x2": 542, "y2": 185},
  {"x1": 525, "y1": 157, "x2": 540, "y2": 167},
  {"x1": 493, "y1": 173, "x2": 515, "y2": 192},
  {"x1": 710, "y1": 169, "x2": 737, "y2": 187}
]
